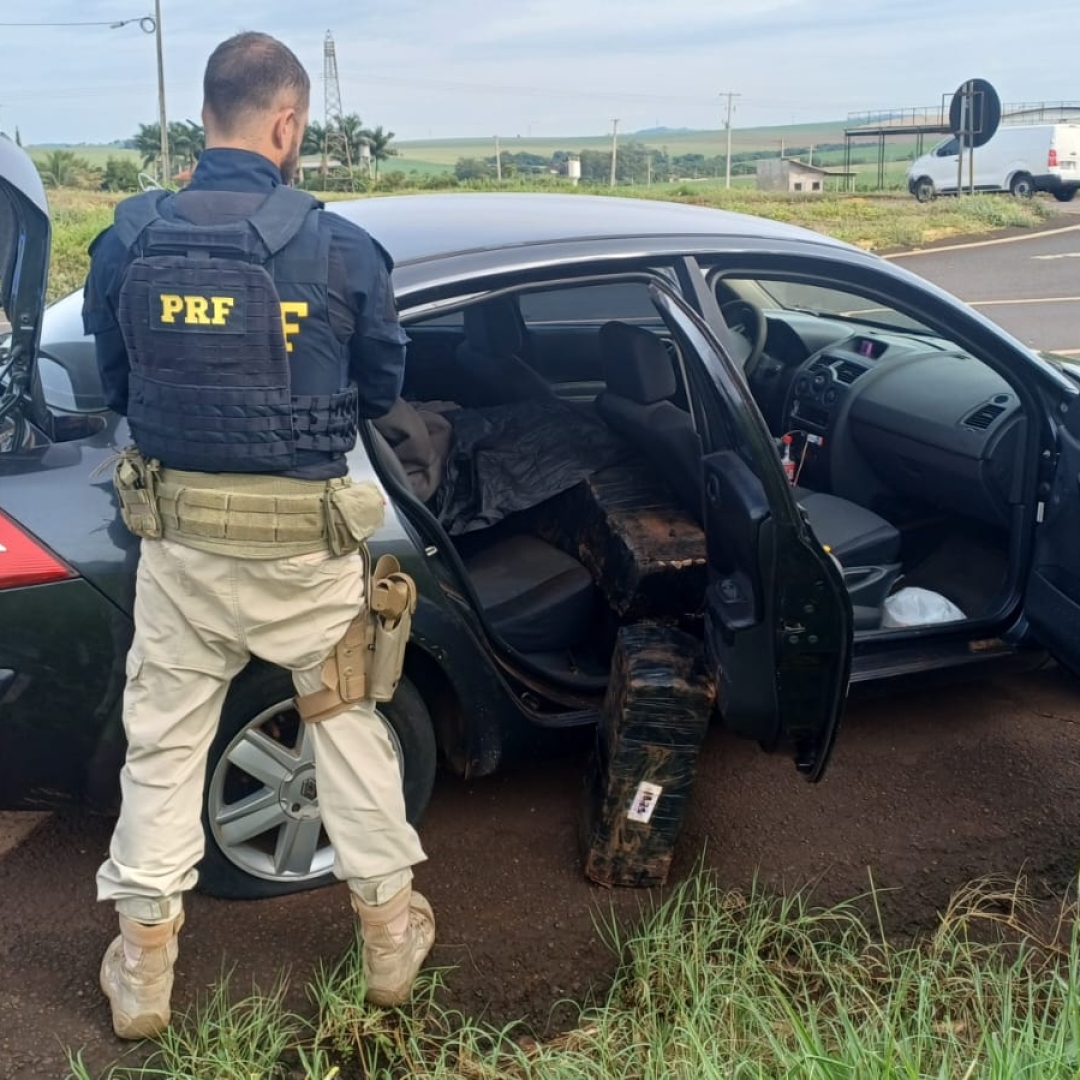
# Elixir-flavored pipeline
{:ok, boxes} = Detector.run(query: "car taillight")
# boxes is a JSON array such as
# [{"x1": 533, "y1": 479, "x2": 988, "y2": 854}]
[
  {"x1": 0, "y1": 511, "x2": 76, "y2": 588},
  {"x1": 1050, "y1": 148, "x2": 1059, "y2": 167}
]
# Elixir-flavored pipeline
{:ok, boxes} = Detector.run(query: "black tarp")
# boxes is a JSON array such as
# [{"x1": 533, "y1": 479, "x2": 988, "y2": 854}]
[{"x1": 431, "y1": 399, "x2": 633, "y2": 535}]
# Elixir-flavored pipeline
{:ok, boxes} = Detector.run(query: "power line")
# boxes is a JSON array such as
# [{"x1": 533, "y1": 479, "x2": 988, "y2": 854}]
[
  {"x1": 0, "y1": 17, "x2": 155, "y2": 29},
  {"x1": 609, "y1": 118, "x2": 619, "y2": 187},
  {"x1": 720, "y1": 90, "x2": 741, "y2": 188}
]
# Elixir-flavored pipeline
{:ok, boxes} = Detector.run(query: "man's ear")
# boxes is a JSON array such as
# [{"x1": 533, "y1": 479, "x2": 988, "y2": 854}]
[{"x1": 271, "y1": 108, "x2": 294, "y2": 153}]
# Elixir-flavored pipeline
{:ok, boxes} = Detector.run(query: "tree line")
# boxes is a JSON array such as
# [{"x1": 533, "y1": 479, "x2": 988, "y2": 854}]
[{"x1": 32, "y1": 114, "x2": 399, "y2": 192}]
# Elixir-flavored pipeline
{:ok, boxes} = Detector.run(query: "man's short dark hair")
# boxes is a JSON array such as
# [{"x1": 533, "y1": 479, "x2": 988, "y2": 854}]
[{"x1": 203, "y1": 32, "x2": 310, "y2": 130}]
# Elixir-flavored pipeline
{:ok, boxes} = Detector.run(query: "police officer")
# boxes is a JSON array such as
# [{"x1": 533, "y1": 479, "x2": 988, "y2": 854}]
[{"x1": 83, "y1": 32, "x2": 433, "y2": 1040}]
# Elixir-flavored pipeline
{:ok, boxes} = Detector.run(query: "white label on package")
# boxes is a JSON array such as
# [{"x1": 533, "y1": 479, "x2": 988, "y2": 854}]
[{"x1": 627, "y1": 781, "x2": 663, "y2": 823}]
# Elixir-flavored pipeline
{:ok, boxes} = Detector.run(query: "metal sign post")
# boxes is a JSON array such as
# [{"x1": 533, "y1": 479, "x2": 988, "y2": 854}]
[{"x1": 949, "y1": 78, "x2": 1002, "y2": 198}]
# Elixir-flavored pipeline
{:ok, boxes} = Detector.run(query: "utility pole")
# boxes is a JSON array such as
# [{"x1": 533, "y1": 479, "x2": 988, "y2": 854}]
[
  {"x1": 646, "y1": 152, "x2": 652, "y2": 186},
  {"x1": 609, "y1": 118, "x2": 619, "y2": 187},
  {"x1": 495, "y1": 134, "x2": 501, "y2": 181},
  {"x1": 720, "y1": 90, "x2": 740, "y2": 189},
  {"x1": 154, "y1": 0, "x2": 169, "y2": 184}
]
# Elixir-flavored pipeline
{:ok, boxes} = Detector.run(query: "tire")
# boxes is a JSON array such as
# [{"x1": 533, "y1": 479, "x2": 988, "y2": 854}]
[
  {"x1": 1053, "y1": 188, "x2": 1078, "y2": 203},
  {"x1": 1010, "y1": 172, "x2": 1035, "y2": 199},
  {"x1": 197, "y1": 664, "x2": 436, "y2": 899},
  {"x1": 913, "y1": 177, "x2": 935, "y2": 203}
]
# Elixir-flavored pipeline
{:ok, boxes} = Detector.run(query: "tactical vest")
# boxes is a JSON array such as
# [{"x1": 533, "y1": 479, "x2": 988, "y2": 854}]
[{"x1": 114, "y1": 185, "x2": 357, "y2": 475}]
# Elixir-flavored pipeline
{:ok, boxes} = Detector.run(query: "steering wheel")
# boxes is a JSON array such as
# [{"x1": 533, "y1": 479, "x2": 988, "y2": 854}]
[{"x1": 719, "y1": 299, "x2": 768, "y2": 377}]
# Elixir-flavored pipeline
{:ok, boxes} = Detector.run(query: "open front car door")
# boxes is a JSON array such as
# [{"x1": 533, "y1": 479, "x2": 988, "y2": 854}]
[
  {"x1": 0, "y1": 135, "x2": 51, "y2": 447},
  {"x1": 650, "y1": 283, "x2": 853, "y2": 781}
]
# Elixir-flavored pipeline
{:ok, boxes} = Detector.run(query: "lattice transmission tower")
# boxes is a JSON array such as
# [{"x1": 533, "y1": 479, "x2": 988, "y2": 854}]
[{"x1": 323, "y1": 30, "x2": 355, "y2": 191}]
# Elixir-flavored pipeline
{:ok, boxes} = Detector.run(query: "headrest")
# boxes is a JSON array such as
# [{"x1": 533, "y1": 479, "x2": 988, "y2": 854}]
[
  {"x1": 599, "y1": 321, "x2": 677, "y2": 405},
  {"x1": 462, "y1": 296, "x2": 524, "y2": 356}
]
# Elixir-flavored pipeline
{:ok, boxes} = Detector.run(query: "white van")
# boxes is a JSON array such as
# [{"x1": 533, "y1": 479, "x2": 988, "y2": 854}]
[{"x1": 906, "y1": 123, "x2": 1080, "y2": 202}]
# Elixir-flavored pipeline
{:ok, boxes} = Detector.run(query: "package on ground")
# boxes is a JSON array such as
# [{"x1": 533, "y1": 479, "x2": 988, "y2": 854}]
[{"x1": 582, "y1": 623, "x2": 716, "y2": 888}]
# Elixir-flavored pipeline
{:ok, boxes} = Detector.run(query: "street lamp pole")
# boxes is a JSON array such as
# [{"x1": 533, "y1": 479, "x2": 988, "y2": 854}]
[{"x1": 154, "y1": 0, "x2": 169, "y2": 183}]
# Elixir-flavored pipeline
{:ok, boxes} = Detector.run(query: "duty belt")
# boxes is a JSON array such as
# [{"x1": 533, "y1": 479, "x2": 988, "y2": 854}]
[{"x1": 112, "y1": 452, "x2": 386, "y2": 558}]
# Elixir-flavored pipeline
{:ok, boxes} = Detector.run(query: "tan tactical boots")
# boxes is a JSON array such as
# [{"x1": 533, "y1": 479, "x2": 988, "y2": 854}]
[
  {"x1": 99, "y1": 912, "x2": 184, "y2": 1039},
  {"x1": 351, "y1": 885, "x2": 436, "y2": 1006}
]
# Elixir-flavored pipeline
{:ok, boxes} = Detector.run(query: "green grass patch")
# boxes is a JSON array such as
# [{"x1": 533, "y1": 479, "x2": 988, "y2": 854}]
[
  {"x1": 66, "y1": 871, "x2": 1080, "y2": 1080},
  {"x1": 28, "y1": 145, "x2": 141, "y2": 168}
]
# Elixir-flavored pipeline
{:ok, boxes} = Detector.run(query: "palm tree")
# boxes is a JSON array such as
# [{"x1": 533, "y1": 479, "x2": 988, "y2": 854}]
[
  {"x1": 302, "y1": 120, "x2": 330, "y2": 175},
  {"x1": 37, "y1": 149, "x2": 91, "y2": 188},
  {"x1": 133, "y1": 123, "x2": 162, "y2": 169},
  {"x1": 167, "y1": 120, "x2": 205, "y2": 171},
  {"x1": 364, "y1": 125, "x2": 397, "y2": 180},
  {"x1": 336, "y1": 113, "x2": 367, "y2": 169},
  {"x1": 302, "y1": 120, "x2": 328, "y2": 158}
]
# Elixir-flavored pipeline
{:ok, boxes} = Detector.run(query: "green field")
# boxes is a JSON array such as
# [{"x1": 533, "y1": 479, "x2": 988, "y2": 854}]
[
  {"x1": 28, "y1": 119, "x2": 928, "y2": 186},
  {"x1": 26, "y1": 145, "x2": 141, "y2": 167},
  {"x1": 395, "y1": 121, "x2": 855, "y2": 164}
]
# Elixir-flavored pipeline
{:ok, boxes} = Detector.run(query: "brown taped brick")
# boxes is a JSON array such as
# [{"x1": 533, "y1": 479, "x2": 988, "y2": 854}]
[{"x1": 582, "y1": 623, "x2": 715, "y2": 888}]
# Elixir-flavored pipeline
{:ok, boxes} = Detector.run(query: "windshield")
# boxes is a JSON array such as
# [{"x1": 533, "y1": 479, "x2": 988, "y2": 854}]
[{"x1": 732, "y1": 277, "x2": 935, "y2": 334}]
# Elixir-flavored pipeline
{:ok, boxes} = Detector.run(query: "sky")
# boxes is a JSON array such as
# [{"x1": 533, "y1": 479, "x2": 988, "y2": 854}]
[{"x1": 0, "y1": 0, "x2": 1075, "y2": 145}]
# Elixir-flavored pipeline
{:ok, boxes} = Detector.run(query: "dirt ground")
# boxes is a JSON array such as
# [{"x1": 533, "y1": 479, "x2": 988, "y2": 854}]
[{"x1": 2, "y1": 662, "x2": 1079, "y2": 1078}]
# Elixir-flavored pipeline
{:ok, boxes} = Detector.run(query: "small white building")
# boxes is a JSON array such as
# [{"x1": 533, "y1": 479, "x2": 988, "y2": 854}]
[{"x1": 756, "y1": 158, "x2": 850, "y2": 194}]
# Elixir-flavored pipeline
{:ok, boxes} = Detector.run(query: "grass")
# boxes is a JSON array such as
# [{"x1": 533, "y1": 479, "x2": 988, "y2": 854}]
[
  {"x1": 40, "y1": 183, "x2": 1052, "y2": 305},
  {"x1": 65, "y1": 870, "x2": 1080, "y2": 1079}
]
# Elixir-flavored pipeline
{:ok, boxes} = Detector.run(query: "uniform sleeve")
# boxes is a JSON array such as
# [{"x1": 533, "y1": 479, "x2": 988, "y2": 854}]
[
  {"x1": 335, "y1": 224, "x2": 409, "y2": 420},
  {"x1": 82, "y1": 228, "x2": 131, "y2": 416}
]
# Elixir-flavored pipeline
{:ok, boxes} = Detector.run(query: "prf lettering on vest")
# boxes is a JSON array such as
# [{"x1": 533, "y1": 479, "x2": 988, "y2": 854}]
[
  {"x1": 157, "y1": 293, "x2": 309, "y2": 349},
  {"x1": 159, "y1": 293, "x2": 237, "y2": 326},
  {"x1": 279, "y1": 301, "x2": 309, "y2": 353}
]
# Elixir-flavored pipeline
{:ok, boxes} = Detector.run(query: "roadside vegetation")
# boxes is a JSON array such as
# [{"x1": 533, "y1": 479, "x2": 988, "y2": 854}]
[
  {"x1": 67, "y1": 869, "x2": 1080, "y2": 1079},
  {"x1": 41, "y1": 184, "x2": 1050, "y2": 304}
]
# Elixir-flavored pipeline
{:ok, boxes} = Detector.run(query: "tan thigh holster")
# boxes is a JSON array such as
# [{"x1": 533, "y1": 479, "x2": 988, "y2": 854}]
[{"x1": 295, "y1": 554, "x2": 418, "y2": 721}]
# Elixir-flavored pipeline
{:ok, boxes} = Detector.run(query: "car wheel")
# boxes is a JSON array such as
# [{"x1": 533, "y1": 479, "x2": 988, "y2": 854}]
[
  {"x1": 1010, "y1": 173, "x2": 1035, "y2": 199},
  {"x1": 198, "y1": 664, "x2": 436, "y2": 899},
  {"x1": 1053, "y1": 188, "x2": 1078, "y2": 203},
  {"x1": 913, "y1": 177, "x2": 935, "y2": 203}
]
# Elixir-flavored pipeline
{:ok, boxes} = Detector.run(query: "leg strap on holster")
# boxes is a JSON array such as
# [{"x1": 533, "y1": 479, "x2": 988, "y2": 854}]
[{"x1": 295, "y1": 554, "x2": 418, "y2": 722}]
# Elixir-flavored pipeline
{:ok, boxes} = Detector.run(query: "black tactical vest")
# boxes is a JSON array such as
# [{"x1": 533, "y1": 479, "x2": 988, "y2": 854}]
[{"x1": 114, "y1": 185, "x2": 357, "y2": 475}]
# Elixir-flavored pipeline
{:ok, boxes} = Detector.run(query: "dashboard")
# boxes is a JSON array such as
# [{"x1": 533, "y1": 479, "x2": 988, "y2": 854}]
[{"x1": 748, "y1": 314, "x2": 1026, "y2": 527}]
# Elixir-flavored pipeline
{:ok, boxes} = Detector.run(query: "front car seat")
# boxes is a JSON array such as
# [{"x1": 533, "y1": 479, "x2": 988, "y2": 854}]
[{"x1": 595, "y1": 321, "x2": 901, "y2": 569}]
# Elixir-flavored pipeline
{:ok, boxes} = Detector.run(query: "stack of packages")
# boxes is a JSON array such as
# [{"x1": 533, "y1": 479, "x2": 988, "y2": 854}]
[{"x1": 581, "y1": 622, "x2": 716, "y2": 887}]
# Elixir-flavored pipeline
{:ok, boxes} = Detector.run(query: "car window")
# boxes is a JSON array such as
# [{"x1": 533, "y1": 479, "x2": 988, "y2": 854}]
[
  {"x1": 401, "y1": 274, "x2": 676, "y2": 406},
  {"x1": 935, "y1": 137, "x2": 960, "y2": 157},
  {"x1": 518, "y1": 282, "x2": 658, "y2": 326}
]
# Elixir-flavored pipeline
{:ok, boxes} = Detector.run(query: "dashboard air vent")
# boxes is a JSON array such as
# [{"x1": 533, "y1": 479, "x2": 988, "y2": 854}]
[
  {"x1": 834, "y1": 361, "x2": 864, "y2": 385},
  {"x1": 965, "y1": 403, "x2": 1006, "y2": 430}
]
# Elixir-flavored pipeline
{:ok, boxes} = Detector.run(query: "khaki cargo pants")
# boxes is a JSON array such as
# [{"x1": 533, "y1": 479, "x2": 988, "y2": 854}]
[{"x1": 96, "y1": 537, "x2": 427, "y2": 922}]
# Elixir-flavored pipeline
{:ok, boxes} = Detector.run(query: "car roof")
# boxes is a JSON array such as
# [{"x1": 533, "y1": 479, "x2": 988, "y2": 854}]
[{"x1": 325, "y1": 192, "x2": 849, "y2": 266}]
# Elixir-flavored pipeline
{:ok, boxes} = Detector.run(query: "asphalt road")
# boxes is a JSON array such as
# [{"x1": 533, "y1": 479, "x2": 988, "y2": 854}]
[{"x1": 887, "y1": 215, "x2": 1080, "y2": 354}]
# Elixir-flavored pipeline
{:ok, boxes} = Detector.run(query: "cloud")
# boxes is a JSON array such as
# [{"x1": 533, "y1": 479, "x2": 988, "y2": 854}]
[{"x1": 0, "y1": 0, "x2": 1074, "y2": 144}]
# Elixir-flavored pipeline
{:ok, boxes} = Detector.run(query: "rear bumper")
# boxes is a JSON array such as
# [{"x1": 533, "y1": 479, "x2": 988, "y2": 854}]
[{"x1": 1033, "y1": 173, "x2": 1080, "y2": 194}]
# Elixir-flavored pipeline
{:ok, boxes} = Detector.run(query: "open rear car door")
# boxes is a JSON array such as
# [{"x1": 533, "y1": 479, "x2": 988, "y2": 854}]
[
  {"x1": 0, "y1": 135, "x2": 51, "y2": 447},
  {"x1": 650, "y1": 283, "x2": 853, "y2": 781}
]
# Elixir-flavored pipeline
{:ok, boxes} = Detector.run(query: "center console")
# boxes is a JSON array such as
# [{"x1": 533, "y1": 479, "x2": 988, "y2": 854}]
[{"x1": 789, "y1": 334, "x2": 887, "y2": 436}]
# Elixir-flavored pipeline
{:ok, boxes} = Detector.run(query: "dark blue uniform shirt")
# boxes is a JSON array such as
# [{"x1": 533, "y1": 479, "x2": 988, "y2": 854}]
[{"x1": 82, "y1": 147, "x2": 408, "y2": 420}]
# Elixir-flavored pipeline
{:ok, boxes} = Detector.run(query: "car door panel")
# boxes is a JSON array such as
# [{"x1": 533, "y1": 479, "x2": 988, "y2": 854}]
[
  {"x1": 1024, "y1": 394, "x2": 1080, "y2": 675},
  {"x1": 650, "y1": 283, "x2": 853, "y2": 781}
]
